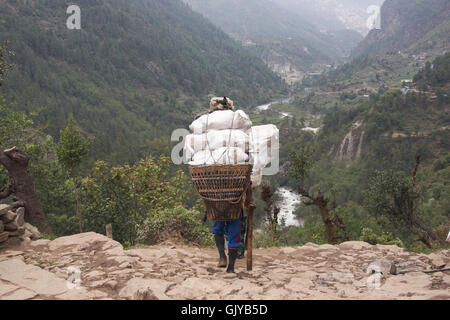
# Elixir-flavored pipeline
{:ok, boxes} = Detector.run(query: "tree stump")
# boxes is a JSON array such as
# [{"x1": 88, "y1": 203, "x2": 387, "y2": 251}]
[
  {"x1": 0, "y1": 147, "x2": 53, "y2": 235},
  {"x1": 106, "y1": 224, "x2": 113, "y2": 239}
]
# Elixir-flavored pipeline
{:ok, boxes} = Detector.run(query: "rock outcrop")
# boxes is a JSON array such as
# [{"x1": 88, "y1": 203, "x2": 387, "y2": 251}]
[
  {"x1": 0, "y1": 204, "x2": 41, "y2": 245},
  {"x1": 0, "y1": 232, "x2": 448, "y2": 300},
  {"x1": 351, "y1": 0, "x2": 450, "y2": 58}
]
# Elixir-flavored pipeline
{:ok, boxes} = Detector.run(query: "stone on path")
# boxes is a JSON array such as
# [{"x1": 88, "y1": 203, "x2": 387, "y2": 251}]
[
  {"x1": 0, "y1": 204, "x2": 13, "y2": 216},
  {"x1": 1, "y1": 288, "x2": 37, "y2": 300},
  {"x1": 15, "y1": 208, "x2": 25, "y2": 226},
  {"x1": 0, "y1": 232, "x2": 8, "y2": 243},
  {"x1": 366, "y1": 258, "x2": 397, "y2": 275},
  {"x1": 0, "y1": 232, "x2": 448, "y2": 300},
  {"x1": 7, "y1": 228, "x2": 25, "y2": 237},
  {"x1": 0, "y1": 258, "x2": 68, "y2": 296},
  {"x1": 0, "y1": 282, "x2": 18, "y2": 296},
  {"x1": 0, "y1": 210, "x2": 16, "y2": 224},
  {"x1": 4, "y1": 221, "x2": 19, "y2": 231},
  {"x1": 23, "y1": 223, "x2": 42, "y2": 240},
  {"x1": 339, "y1": 241, "x2": 373, "y2": 250},
  {"x1": 119, "y1": 278, "x2": 171, "y2": 300}
]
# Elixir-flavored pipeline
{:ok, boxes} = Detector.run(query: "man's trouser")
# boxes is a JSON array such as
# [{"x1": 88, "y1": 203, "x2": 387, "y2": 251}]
[{"x1": 212, "y1": 216, "x2": 241, "y2": 248}]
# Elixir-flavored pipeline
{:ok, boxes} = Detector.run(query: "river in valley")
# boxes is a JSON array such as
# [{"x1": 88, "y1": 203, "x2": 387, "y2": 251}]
[
  {"x1": 254, "y1": 100, "x2": 306, "y2": 228},
  {"x1": 255, "y1": 97, "x2": 292, "y2": 114},
  {"x1": 275, "y1": 187, "x2": 303, "y2": 227}
]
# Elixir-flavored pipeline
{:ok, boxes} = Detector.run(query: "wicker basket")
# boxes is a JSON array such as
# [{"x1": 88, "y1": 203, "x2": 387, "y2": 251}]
[{"x1": 189, "y1": 163, "x2": 253, "y2": 221}]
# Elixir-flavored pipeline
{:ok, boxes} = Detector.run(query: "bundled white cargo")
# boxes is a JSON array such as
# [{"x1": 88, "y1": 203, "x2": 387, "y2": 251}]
[
  {"x1": 250, "y1": 169, "x2": 262, "y2": 187},
  {"x1": 185, "y1": 107, "x2": 279, "y2": 187},
  {"x1": 249, "y1": 124, "x2": 279, "y2": 173},
  {"x1": 189, "y1": 110, "x2": 252, "y2": 134},
  {"x1": 189, "y1": 147, "x2": 249, "y2": 166},
  {"x1": 184, "y1": 130, "x2": 249, "y2": 155}
]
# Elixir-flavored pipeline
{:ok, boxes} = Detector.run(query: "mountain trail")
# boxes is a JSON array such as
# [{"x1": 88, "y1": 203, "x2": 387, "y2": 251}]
[{"x1": 0, "y1": 233, "x2": 448, "y2": 300}]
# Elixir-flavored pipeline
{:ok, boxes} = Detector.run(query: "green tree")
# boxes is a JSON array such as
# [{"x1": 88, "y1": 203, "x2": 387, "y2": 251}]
[
  {"x1": 0, "y1": 96, "x2": 31, "y2": 148},
  {"x1": 0, "y1": 42, "x2": 13, "y2": 87},
  {"x1": 288, "y1": 146, "x2": 349, "y2": 244},
  {"x1": 364, "y1": 166, "x2": 444, "y2": 248},
  {"x1": 26, "y1": 136, "x2": 78, "y2": 237},
  {"x1": 55, "y1": 115, "x2": 93, "y2": 232},
  {"x1": 80, "y1": 156, "x2": 197, "y2": 245},
  {"x1": 0, "y1": 44, "x2": 53, "y2": 234},
  {"x1": 0, "y1": 44, "x2": 29, "y2": 147}
]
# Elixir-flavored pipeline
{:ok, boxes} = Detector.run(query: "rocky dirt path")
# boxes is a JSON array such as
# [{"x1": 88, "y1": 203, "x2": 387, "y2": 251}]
[{"x1": 0, "y1": 232, "x2": 449, "y2": 300}]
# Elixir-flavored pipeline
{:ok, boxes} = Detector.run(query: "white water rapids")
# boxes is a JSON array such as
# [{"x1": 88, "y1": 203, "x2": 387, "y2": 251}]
[
  {"x1": 275, "y1": 187, "x2": 303, "y2": 227},
  {"x1": 254, "y1": 101, "x2": 305, "y2": 228},
  {"x1": 254, "y1": 187, "x2": 303, "y2": 233}
]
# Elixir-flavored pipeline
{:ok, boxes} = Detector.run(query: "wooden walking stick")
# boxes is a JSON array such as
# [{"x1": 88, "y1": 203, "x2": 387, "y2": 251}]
[
  {"x1": 246, "y1": 203, "x2": 255, "y2": 271},
  {"x1": 245, "y1": 185, "x2": 255, "y2": 271}
]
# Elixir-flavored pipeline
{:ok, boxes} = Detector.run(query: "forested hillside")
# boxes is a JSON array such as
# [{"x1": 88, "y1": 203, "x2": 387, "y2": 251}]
[
  {"x1": 414, "y1": 52, "x2": 450, "y2": 87},
  {"x1": 0, "y1": 0, "x2": 448, "y2": 257},
  {"x1": 264, "y1": 53, "x2": 450, "y2": 251},
  {"x1": 0, "y1": 0, "x2": 284, "y2": 164},
  {"x1": 185, "y1": 0, "x2": 362, "y2": 82},
  {"x1": 300, "y1": 0, "x2": 450, "y2": 94}
]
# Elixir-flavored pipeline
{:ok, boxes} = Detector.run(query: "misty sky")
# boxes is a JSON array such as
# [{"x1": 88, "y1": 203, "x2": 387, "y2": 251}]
[
  {"x1": 274, "y1": 0, "x2": 385, "y2": 5},
  {"x1": 270, "y1": 0, "x2": 386, "y2": 34}
]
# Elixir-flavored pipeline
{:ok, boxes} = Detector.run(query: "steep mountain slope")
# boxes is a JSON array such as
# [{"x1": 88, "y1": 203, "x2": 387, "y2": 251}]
[
  {"x1": 184, "y1": 0, "x2": 363, "y2": 82},
  {"x1": 351, "y1": 0, "x2": 450, "y2": 58},
  {"x1": 271, "y1": 0, "x2": 386, "y2": 36},
  {"x1": 301, "y1": 53, "x2": 450, "y2": 168},
  {"x1": 271, "y1": 54, "x2": 450, "y2": 251},
  {"x1": 0, "y1": 0, "x2": 283, "y2": 164},
  {"x1": 305, "y1": 0, "x2": 450, "y2": 94},
  {"x1": 409, "y1": 18, "x2": 450, "y2": 55}
]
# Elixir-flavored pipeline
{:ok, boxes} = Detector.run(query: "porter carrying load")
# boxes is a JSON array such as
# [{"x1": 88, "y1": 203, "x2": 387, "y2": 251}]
[
  {"x1": 187, "y1": 97, "x2": 253, "y2": 223},
  {"x1": 185, "y1": 97, "x2": 278, "y2": 272}
]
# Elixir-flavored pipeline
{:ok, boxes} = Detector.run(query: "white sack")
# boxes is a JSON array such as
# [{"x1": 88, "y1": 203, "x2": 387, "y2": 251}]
[
  {"x1": 189, "y1": 147, "x2": 249, "y2": 166},
  {"x1": 251, "y1": 169, "x2": 263, "y2": 187},
  {"x1": 185, "y1": 130, "x2": 249, "y2": 154},
  {"x1": 249, "y1": 124, "x2": 279, "y2": 172},
  {"x1": 189, "y1": 110, "x2": 252, "y2": 134}
]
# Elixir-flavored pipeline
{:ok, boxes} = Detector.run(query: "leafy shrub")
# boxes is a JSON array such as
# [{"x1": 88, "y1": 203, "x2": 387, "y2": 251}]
[
  {"x1": 136, "y1": 205, "x2": 213, "y2": 247},
  {"x1": 80, "y1": 156, "x2": 193, "y2": 244},
  {"x1": 433, "y1": 153, "x2": 450, "y2": 171},
  {"x1": 47, "y1": 214, "x2": 79, "y2": 237},
  {"x1": 359, "y1": 227, "x2": 403, "y2": 247}
]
